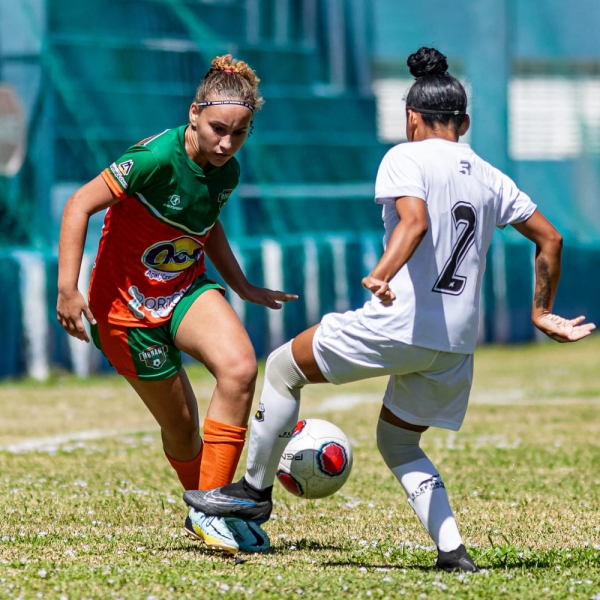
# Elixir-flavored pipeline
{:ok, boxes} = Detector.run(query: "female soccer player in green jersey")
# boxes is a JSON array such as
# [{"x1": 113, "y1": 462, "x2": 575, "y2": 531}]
[{"x1": 56, "y1": 55, "x2": 297, "y2": 555}]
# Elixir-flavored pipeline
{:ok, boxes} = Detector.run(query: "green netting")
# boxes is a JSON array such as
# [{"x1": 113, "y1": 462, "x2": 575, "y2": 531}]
[
  {"x1": 1, "y1": 0, "x2": 382, "y2": 247},
  {"x1": 2, "y1": 0, "x2": 600, "y2": 378},
  {"x1": 5, "y1": 0, "x2": 600, "y2": 244},
  {"x1": 241, "y1": 143, "x2": 384, "y2": 185},
  {"x1": 49, "y1": 0, "x2": 245, "y2": 41}
]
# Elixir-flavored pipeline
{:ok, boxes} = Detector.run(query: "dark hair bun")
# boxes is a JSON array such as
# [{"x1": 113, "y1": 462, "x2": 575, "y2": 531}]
[{"x1": 407, "y1": 47, "x2": 449, "y2": 79}]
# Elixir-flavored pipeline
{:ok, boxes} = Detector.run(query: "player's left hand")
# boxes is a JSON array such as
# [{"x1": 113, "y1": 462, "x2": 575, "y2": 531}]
[
  {"x1": 362, "y1": 275, "x2": 396, "y2": 306},
  {"x1": 534, "y1": 313, "x2": 596, "y2": 343},
  {"x1": 240, "y1": 284, "x2": 298, "y2": 309}
]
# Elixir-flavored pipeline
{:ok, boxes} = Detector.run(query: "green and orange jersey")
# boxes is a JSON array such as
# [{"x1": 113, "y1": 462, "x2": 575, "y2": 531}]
[{"x1": 90, "y1": 125, "x2": 239, "y2": 327}]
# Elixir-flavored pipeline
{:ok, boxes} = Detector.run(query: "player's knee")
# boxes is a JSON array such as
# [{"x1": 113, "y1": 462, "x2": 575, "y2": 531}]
[
  {"x1": 218, "y1": 350, "x2": 258, "y2": 390},
  {"x1": 265, "y1": 341, "x2": 310, "y2": 398},
  {"x1": 376, "y1": 417, "x2": 426, "y2": 470}
]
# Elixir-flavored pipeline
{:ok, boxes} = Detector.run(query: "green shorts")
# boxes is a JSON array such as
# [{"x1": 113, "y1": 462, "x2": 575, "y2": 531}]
[{"x1": 91, "y1": 275, "x2": 224, "y2": 380}]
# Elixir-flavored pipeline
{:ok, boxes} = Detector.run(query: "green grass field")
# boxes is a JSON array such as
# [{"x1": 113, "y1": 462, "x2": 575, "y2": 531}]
[{"x1": 2, "y1": 335, "x2": 600, "y2": 599}]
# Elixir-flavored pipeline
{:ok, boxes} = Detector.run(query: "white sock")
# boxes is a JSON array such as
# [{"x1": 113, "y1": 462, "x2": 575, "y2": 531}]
[
  {"x1": 245, "y1": 343, "x2": 307, "y2": 489},
  {"x1": 391, "y1": 456, "x2": 463, "y2": 552}
]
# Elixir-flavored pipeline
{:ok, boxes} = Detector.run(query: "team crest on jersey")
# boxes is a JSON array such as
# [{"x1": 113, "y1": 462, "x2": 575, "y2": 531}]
[
  {"x1": 217, "y1": 189, "x2": 233, "y2": 209},
  {"x1": 118, "y1": 159, "x2": 134, "y2": 176},
  {"x1": 139, "y1": 345, "x2": 169, "y2": 369}
]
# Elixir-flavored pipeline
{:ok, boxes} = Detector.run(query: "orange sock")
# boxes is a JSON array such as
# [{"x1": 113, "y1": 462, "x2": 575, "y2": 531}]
[
  {"x1": 165, "y1": 448, "x2": 203, "y2": 490},
  {"x1": 200, "y1": 418, "x2": 247, "y2": 490}
]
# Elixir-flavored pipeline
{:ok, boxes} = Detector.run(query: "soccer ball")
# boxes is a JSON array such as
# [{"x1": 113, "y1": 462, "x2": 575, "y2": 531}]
[{"x1": 276, "y1": 418, "x2": 353, "y2": 499}]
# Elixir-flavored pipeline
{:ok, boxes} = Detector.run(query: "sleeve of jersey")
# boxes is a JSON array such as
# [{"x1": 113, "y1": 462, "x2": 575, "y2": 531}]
[
  {"x1": 374, "y1": 146, "x2": 426, "y2": 204},
  {"x1": 496, "y1": 171, "x2": 538, "y2": 229},
  {"x1": 101, "y1": 146, "x2": 160, "y2": 200}
]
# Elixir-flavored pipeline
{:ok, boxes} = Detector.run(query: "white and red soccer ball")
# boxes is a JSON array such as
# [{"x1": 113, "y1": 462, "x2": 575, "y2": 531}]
[{"x1": 276, "y1": 418, "x2": 353, "y2": 499}]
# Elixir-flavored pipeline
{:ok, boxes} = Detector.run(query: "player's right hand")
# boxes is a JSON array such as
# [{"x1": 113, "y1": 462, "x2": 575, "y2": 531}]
[
  {"x1": 361, "y1": 275, "x2": 396, "y2": 306},
  {"x1": 56, "y1": 289, "x2": 97, "y2": 343}
]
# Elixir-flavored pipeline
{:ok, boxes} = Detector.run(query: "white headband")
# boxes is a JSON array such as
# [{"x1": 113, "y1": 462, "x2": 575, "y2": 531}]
[{"x1": 197, "y1": 100, "x2": 255, "y2": 113}]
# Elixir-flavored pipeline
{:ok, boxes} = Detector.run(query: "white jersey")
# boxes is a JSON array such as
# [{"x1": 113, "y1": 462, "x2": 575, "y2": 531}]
[{"x1": 359, "y1": 138, "x2": 537, "y2": 354}]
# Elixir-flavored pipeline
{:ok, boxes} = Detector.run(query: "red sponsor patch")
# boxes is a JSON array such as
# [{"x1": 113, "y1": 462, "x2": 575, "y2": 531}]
[
  {"x1": 317, "y1": 442, "x2": 347, "y2": 476},
  {"x1": 277, "y1": 470, "x2": 304, "y2": 496}
]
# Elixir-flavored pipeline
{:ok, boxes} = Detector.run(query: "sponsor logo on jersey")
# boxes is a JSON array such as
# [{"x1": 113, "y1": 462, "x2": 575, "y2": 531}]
[
  {"x1": 127, "y1": 284, "x2": 187, "y2": 319},
  {"x1": 118, "y1": 159, "x2": 134, "y2": 176},
  {"x1": 217, "y1": 189, "x2": 233, "y2": 209},
  {"x1": 109, "y1": 162, "x2": 128, "y2": 190},
  {"x1": 139, "y1": 344, "x2": 169, "y2": 369},
  {"x1": 142, "y1": 236, "x2": 203, "y2": 277},
  {"x1": 145, "y1": 269, "x2": 181, "y2": 282},
  {"x1": 163, "y1": 194, "x2": 184, "y2": 212},
  {"x1": 127, "y1": 287, "x2": 145, "y2": 319}
]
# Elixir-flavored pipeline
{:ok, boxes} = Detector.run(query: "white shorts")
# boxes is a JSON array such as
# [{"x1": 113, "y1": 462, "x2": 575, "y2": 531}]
[{"x1": 312, "y1": 311, "x2": 474, "y2": 431}]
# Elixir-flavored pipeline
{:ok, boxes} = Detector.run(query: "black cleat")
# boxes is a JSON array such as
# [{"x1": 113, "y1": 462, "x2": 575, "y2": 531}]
[
  {"x1": 436, "y1": 544, "x2": 479, "y2": 572},
  {"x1": 183, "y1": 478, "x2": 273, "y2": 523}
]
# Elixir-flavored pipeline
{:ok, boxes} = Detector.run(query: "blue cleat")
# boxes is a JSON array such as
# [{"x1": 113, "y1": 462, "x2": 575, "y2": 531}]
[{"x1": 226, "y1": 518, "x2": 270, "y2": 553}]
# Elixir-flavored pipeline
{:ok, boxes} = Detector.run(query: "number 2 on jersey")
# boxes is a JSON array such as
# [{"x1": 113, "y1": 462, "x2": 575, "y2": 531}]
[{"x1": 432, "y1": 202, "x2": 477, "y2": 296}]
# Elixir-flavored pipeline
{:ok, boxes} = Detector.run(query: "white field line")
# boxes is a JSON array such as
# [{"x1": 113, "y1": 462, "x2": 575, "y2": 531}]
[
  {"x1": 3, "y1": 393, "x2": 600, "y2": 453},
  {"x1": 315, "y1": 393, "x2": 381, "y2": 413},
  {"x1": 471, "y1": 394, "x2": 600, "y2": 405},
  {"x1": 314, "y1": 392, "x2": 600, "y2": 413},
  {"x1": 0, "y1": 428, "x2": 153, "y2": 454}
]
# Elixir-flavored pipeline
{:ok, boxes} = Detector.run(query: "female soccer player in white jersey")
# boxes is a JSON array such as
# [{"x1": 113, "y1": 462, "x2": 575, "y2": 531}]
[{"x1": 183, "y1": 47, "x2": 596, "y2": 570}]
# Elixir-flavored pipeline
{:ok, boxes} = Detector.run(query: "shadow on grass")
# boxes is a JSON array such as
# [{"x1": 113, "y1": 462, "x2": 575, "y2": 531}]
[
  {"x1": 323, "y1": 546, "x2": 600, "y2": 572},
  {"x1": 320, "y1": 558, "x2": 564, "y2": 572},
  {"x1": 181, "y1": 540, "x2": 342, "y2": 556},
  {"x1": 475, "y1": 546, "x2": 600, "y2": 570},
  {"x1": 279, "y1": 538, "x2": 345, "y2": 552},
  {"x1": 177, "y1": 537, "x2": 600, "y2": 572}
]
